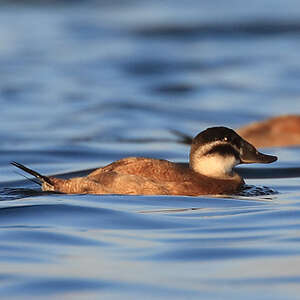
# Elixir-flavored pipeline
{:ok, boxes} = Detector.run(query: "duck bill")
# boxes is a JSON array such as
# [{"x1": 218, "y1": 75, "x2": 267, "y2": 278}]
[{"x1": 240, "y1": 141, "x2": 277, "y2": 164}]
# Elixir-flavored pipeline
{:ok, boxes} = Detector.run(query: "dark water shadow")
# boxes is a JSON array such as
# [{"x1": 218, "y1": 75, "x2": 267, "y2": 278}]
[
  {"x1": 148, "y1": 246, "x2": 300, "y2": 262},
  {"x1": 0, "y1": 228, "x2": 106, "y2": 247},
  {"x1": 0, "y1": 201, "x2": 187, "y2": 230},
  {"x1": 122, "y1": 57, "x2": 257, "y2": 77},
  {"x1": 0, "y1": 188, "x2": 60, "y2": 201},
  {"x1": 135, "y1": 20, "x2": 300, "y2": 38},
  {"x1": 1, "y1": 277, "x2": 113, "y2": 297},
  {"x1": 0, "y1": 275, "x2": 198, "y2": 298}
]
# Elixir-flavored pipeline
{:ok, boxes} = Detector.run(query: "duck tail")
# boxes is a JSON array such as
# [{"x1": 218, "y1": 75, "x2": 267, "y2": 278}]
[
  {"x1": 11, "y1": 161, "x2": 53, "y2": 188},
  {"x1": 170, "y1": 129, "x2": 193, "y2": 144}
]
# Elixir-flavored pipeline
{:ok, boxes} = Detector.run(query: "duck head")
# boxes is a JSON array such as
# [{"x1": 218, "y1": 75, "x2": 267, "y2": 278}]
[{"x1": 189, "y1": 126, "x2": 277, "y2": 178}]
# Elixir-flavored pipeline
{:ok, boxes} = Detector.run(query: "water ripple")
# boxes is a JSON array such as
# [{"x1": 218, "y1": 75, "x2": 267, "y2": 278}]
[{"x1": 136, "y1": 21, "x2": 300, "y2": 38}]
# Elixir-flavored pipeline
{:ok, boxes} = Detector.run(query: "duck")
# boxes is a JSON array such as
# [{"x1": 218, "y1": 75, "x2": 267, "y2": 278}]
[
  {"x1": 236, "y1": 114, "x2": 300, "y2": 148},
  {"x1": 174, "y1": 115, "x2": 300, "y2": 148},
  {"x1": 11, "y1": 127, "x2": 277, "y2": 196}
]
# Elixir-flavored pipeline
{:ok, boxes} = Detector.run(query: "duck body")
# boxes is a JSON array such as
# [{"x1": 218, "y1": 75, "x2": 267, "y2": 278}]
[
  {"x1": 12, "y1": 127, "x2": 277, "y2": 196},
  {"x1": 237, "y1": 114, "x2": 300, "y2": 148},
  {"x1": 174, "y1": 115, "x2": 300, "y2": 148},
  {"x1": 47, "y1": 157, "x2": 244, "y2": 196}
]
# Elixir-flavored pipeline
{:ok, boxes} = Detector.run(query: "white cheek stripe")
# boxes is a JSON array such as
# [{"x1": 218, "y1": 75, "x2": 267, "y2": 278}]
[
  {"x1": 192, "y1": 155, "x2": 240, "y2": 178},
  {"x1": 195, "y1": 141, "x2": 240, "y2": 157},
  {"x1": 190, "y1": 141, "x2": 241, "y2": 178}
]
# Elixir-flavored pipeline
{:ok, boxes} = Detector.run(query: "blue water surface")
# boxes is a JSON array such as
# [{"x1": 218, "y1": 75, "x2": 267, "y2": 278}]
[{"x1": 1, "y1": 0, "x2": 300, "y2": 299}]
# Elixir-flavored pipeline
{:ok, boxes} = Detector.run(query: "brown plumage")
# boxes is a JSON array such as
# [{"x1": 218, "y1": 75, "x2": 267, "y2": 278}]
[
  {"x1": 11, "y1": 127, "x2": 277, "y2": 196},
  {"x1": 237, "y1": 114, "x2": 300, "y2": 148},
  {"x1": 173, "y1": 115, "x2": 300, "y2": 148}
]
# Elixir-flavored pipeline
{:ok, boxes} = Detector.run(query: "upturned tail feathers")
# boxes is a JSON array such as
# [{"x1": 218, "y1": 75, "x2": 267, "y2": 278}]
[{"x1": 11, "y1": 161, "x2": 53, "y2": 187}]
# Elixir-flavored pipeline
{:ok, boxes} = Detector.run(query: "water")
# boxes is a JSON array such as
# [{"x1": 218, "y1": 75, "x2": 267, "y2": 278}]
[{"x1": 1, "y1": 0, "x2": 300, "y2": 299}]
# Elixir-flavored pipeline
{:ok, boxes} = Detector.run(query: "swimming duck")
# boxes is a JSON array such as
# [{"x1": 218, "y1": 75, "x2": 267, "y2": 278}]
[
  {"x1": 174, "y1": 115, "x2": 300, "y2": 148},
  {"x1": 237, "y1": 114, "x2": 300, "y2": 148},
  {"x1": 11, "y1": 127, "x2": 277, "y2": 196}
]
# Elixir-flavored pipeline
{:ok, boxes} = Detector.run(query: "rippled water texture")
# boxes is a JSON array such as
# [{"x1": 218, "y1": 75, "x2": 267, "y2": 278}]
[{"x1": 1, "y1": 0, "x2": 300, "y2": 299}]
